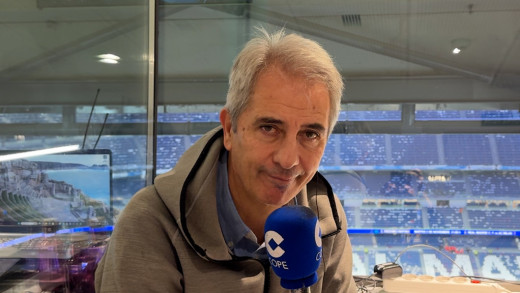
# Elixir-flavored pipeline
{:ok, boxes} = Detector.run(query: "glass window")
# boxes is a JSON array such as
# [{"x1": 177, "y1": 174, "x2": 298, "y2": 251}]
[
  {"x1": 1, "y1": 0, "x2": 519, "y2": 291},
  {"x1": 0, "y1": 1, "x2": 151, "y2": 291}
]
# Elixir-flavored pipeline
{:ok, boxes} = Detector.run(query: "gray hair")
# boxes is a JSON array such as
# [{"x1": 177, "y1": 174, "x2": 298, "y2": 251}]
[{"x1": 224, "y1": 28, "x2": 344, "y2": 136}]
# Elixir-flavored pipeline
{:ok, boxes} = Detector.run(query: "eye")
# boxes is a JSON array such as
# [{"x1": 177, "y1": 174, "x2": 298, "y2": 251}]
[
  {"x1": 304, "y1": 131, "x2": 320, "y2": 140},
  {"x1": 261, "y1": 125, "x2": 273, "y2": 132},
  {"x1": 260, "y1": 125, "x2": 278, "y2": 136},
  {"x1": 298, "y1": 131, "x2": 322, "y2": 148}
]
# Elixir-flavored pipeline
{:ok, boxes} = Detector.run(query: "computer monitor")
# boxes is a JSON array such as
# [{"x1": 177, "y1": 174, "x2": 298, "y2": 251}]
[{"x1": 0, "y1": 149, "x2": 113, "y2": 233}]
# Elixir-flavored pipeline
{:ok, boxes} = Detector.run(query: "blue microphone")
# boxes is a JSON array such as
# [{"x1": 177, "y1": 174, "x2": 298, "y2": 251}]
[{"x1": 264, "y1": 205, "x2": 322, "y2": 291}]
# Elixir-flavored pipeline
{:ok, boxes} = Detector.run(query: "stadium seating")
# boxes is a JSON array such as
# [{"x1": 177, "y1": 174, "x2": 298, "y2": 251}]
[
  {"x1": 426, "y1": 207, "x2": 464, "y2": 229},
  {"x1": 443, "y1": 134, "x2": 494, "y2": 165},
  {"x1": 360, "y1": 208, "x2": 422, "y2": 228},
  {"x1": 495, "y1": 134, "x2": 520, "y2": 166},
  {"x1": 390, "y1": 134, "x2": 439, "y2": 165},
  {"x1": 468, "y1": 209, "x2": 520, "y2": 230}
]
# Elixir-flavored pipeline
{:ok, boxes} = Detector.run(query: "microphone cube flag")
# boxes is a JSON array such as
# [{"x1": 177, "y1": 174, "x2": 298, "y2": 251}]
[{"x1": 264, "y1": 205, "x2": 322, "y2": 290}]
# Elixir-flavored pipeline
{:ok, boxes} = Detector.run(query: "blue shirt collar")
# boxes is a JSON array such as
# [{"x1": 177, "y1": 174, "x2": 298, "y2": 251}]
[{"x1": 216, "y1": 150, "x2": 265, "y2": 258}]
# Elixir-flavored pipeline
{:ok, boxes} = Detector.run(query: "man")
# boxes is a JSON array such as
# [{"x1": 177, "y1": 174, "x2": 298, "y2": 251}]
[{"x1": 95, "y1": 28, "x2": 357, "y2": 292}]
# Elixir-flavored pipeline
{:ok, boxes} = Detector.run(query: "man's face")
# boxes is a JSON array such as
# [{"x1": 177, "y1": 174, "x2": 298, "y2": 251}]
[{"x1": 221, "y1": 66, "x2": 331, "y2": 210}]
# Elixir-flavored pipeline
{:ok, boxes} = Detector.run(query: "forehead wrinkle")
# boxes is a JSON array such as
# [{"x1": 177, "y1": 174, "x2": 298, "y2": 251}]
[{"x1": 256, "y1": 117, "x2": 283, "y2": 125}]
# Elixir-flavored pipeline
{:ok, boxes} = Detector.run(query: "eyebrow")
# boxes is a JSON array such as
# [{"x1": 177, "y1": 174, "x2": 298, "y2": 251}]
[
  {"x1": 255, "y1": 117, "x2": 327, "y2": 134},
  {"x1": 304, "y1": 123, "x2": 327, "y2": 134}
]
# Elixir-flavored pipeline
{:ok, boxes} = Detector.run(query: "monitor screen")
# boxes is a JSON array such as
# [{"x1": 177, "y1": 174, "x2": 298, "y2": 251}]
[{"x1": 0, "y1": 149, "x2": 113, "y2": 232}]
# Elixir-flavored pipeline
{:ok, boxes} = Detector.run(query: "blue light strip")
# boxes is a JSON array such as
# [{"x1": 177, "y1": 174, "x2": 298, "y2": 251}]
[
  {"x1": 56, "y1": 225, "x2": 114, "y2": 234},
  {"x1": 320, "y1": 165, "x2": 520, "y2": 172},
  {"x1": 347, "y1": 228, "x2": 520, "y2": 236}
]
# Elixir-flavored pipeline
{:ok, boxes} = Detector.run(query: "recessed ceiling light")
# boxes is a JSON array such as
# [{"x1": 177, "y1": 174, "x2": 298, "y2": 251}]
[
  {"x1": 97, "y1": 53, "x2": 120, "y2": 60},
  {"x1": 98, "y1": 58, "x2": 119, "y2": 64},
  {"x1": 97, "y1": 53, "x2": 120, "y2": 64},
  {"x1": 450, "y1": 38, "x2": 470, "y2": 55}
]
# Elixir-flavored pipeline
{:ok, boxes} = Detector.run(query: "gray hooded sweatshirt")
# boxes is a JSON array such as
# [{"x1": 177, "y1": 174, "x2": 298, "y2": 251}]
[{"x1": 95, "y1": 127, "x2": 357, "y2": 293}]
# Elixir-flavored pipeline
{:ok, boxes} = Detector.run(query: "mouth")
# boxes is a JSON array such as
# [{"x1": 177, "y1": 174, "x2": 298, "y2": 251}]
[
  {"x1": 268, "y1": 173, "x2": 300, "y2": 187},
  {"x1": 270, "y1": 175, "x2": 293, "y2": 182},
  {"x1": 260, "y1": 167, "x2": 304, "y2": 192},
  {"x1": 263, "y1": 171, "x2": 305, "y2": 200}
]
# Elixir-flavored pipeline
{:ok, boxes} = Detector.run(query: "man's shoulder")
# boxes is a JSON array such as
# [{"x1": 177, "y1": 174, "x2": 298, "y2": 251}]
[{"x1": 118, "y1": 185, "x2": 163, "y2": 217}]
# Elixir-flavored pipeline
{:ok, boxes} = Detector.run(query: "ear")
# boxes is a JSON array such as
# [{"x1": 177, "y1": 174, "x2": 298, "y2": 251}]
[{"x1": 219, "y1": 108, "x2": 233, "y2": 151}]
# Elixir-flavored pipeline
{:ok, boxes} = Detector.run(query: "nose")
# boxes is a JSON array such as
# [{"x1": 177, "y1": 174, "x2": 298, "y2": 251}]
[{"x1": 273, "y1": 136, "x2": 300, "y2": 170}]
